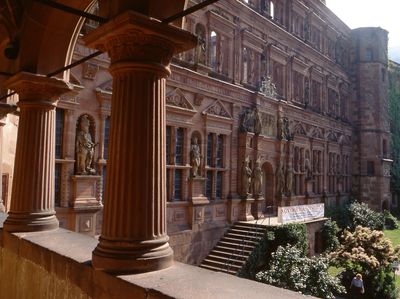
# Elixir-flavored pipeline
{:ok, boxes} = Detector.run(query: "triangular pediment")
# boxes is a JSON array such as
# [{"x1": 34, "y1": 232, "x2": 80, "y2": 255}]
[
  {"x1": 326, "y1": 131, "x2": 338, "y2": 142},
  {"x1": 96, "y1": 79, "x2": 113, "y2": 93},
  {"x1": 311, "y1": 127, "x2": 324, "y2": 139},
  {"x1": 202, "y1": 100, "x2": 232, "y2": 118},
  {"x1": 166, "y1": 88, "x2": 195, "y2": 111},
  {"x1": 293, "y1": 122, "x2": 307, "y2": 136},
  {"x1": 338, "y1": 134, "x2": 351, "y2": 146}
]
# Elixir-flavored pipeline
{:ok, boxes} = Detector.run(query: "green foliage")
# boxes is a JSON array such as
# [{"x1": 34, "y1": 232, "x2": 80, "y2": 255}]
[
  {"x1": 321, "y1": 219, "x2": 340, "y2": 252},
  {"x1": 348, "y1": 202, "x2": 384, "y2": 231},
  {"x1": 389, "y1": 86, "x2": 400, "y2": 195},
  {"x1": 239, "y1": 223, "x2": 308, "y2": 279},
  {"x1": 329, "y1": 200, "x2": 384, "y2": 231},
  {"x1": 256, "y1": 245, "x2": 345, "y2": 299},
  {"x1": 332, "y1": 226, "x2": 400, "y2": 299},
  {"x1": 384, "y1": 210, "x2": 399, "y2": 230}
]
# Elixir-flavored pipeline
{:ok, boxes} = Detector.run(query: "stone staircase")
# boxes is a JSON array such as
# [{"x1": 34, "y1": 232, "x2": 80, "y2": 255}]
[{"x1": 200, "y1": 222, "x2": 267, "y2": 275}]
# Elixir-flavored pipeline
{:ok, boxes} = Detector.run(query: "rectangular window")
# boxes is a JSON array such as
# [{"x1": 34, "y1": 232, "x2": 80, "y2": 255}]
[
  {"x1": 55, "y1": 163, "x2": 62, "y2": 207},
  {"x1": 174, "y1": 169, "x2": 183, "y2": 200},
  {"x1": 216, "y1": 135, "x2": 224, "y2": 168},
  {"x1": 207, "y1": 133, "x2": 213, "y2": 166},
  {"x1": 104, "y1": 116, "x2": 110, "y2": 159},
  {"x1": 206, "y1": 171, "x2": 213, "y2": 199},
  {"x1": 55, "y1": 109, "x2": 64, "y2": 159},
  {"x1": 367, "y1": 161, "x2": 375, "y2": 176},
  {"x1": 175, "y1": 128, "x2": 184, "y2": 165},
  {"x1": 216, "y1": 172, "x2": 222, "y2": 198}
]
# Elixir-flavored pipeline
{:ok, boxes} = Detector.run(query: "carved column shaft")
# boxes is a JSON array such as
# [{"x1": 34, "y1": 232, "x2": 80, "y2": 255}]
[
  {"x1": 0, "y1": 119, "x2": 5, "y2": 212},
  {"x1": 3, "y1": 72, "x2": 71, "y2": 232},
  {"x1": 83, "y1": 11, "x2": 196, "y2": 273}
]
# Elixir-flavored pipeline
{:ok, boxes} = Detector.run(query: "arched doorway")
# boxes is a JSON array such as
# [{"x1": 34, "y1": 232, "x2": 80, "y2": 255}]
[{"x1": 262, "y1": 162, "x2": 275, "y2": 213}]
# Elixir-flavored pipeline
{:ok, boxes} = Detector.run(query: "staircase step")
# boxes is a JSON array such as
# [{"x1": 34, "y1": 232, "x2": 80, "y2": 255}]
[
  {"x1": 211, "y1": 245, "x2": 253, "y2": 255},
  {"x1": 200, "y1": 264, "x2": 237, "y2": 275},
  {"x1": 209, "y1": 249, "x2": 249, "y2": 260},
  {"x1": 226, "y1": 232, "x2": 263, "y2": 241},
  {"x1": 221, "y1": 236, "x2": 258, "y2": 245},
  {"x1": 201, "y1": 259, "x2": 243, "y2": 271},
  {"x1": 229, "y1": 228, "x2": 265, "y2": 237},
  {"x1": 206, "y1": 254, "x2": 247, "y2": 266},
  {"x1": 217, "y1": 240, "x2": 256, "y2": 251}
]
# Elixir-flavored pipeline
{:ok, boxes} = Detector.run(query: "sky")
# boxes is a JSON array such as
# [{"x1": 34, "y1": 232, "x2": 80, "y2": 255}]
[{"x1": 326, "y1": 0, "x2": 400, "y2": 63}]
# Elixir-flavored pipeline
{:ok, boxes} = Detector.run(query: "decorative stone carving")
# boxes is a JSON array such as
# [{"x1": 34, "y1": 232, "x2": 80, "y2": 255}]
[
  {"x1": 277, "y1": 116, "x2": 292, "y2": 140},
  {"x1": 260, "y1": 112, "x2": 276, "y2": 137},
  {"x1": 190, "y1": 136, "x2": 201, "y2": 177},
  {"x1": 258, "y1": 76, "x2": 277, "y2": 98},
  {"x1": 276, "y1": 160, "x2": 285, "y2": 195},
  {"x1": 305, "y1": 150, "x2": 313, "y2": 180},
  {"x1": 76, "y1": 115, "x2": 96, "y2": 175},
  {"x1": 83, "y1": 62, "x2": 99, "y2": 80},
  {"x1": 203, "y1": 100, "x2": 231, "y2": 118},
  {"x1": 252, "y1": 159, "x2": 263, "y2": 198},
  {"x1": 240, "y1": 107, "x2": 261, "y2": 134},
  {"x1": 195, "y1": 23, "x2": 206, "y2": 65},
  {"x1": 240, "y1": 157, "x2": 252, "y2": 197},
  {"x1": 166, "y1": 88, "x2": 195, "y2": 110}
]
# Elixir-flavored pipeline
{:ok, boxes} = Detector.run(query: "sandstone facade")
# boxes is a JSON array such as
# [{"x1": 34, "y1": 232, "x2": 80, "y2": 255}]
[{"x1": 0, "y1": 0, "x2": 391, "y2": 263}]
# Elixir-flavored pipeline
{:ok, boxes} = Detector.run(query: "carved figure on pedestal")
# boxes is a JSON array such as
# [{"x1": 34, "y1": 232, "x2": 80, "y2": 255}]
[
  {"x1": 76, "y1": 115, "x2": 96, "y2": 175},
  {"x1": 285, "y1": 165, "x2": 293, "y2": 195},
  {"x1": 259, "y1": 76, "x2": 277, "y2": 98},
  {"x1": 195, "y1": 24, "x2": 206, "y2": 65},
  {"x1": 252, "y1": 160, "x2": 263, "y2": 198},
  {"x1": 240, "y1": 158, "x2": 252, "y2": 197},
  {"x1": 190, "y1": 137, "x2": 201, "y2": 177},
  {"x1": 276, "y1": 161, "x2": 285, "y2": 195},
  {"x1": 254, "y1": 108, "x2": 262, "y2": 135}
]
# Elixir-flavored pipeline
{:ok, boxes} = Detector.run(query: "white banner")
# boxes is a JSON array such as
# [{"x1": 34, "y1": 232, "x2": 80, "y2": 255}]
[{"x1": 278, "y1": 203, "x2": 324, "y2": 223}]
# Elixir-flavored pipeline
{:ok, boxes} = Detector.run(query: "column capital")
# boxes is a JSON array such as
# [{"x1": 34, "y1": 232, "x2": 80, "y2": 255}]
[
  {"x1": 83, "y1": 10, "x2": 197, "y2": 66},
  {"x1": 4, "y1": 72, "x2": 72, "y2": 102}
]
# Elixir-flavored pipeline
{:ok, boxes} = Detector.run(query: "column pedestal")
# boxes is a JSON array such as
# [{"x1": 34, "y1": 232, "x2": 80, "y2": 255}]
[
  {"x1": 83, "y1": 11, "x2": 196, "y2": 273},
  {"x1": 252, "y1": 197, "x2": 265, "y2": 219},
  {"x1": 239, "y1": 198, "x2": 255, "y2": 221},
  {"x1": 3, "y1": 72, "x2": 71, "y2": 232}
]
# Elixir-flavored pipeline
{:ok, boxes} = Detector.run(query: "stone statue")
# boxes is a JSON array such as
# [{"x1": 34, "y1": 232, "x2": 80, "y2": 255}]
[
  {"x1": 76, "y1": 115, "x2": 96, "y2": 175},
  {"x1": 240, "y1": 107, "x2": 261, "y2": 134},
  {"x1": 285, "y1": 165, "x2": 293, "y2": 195},
  {"x1": 254, "y1": 108, "x2": 262, "y2": 135},
  {"x1": 259, "y1": 76, "x2": 277, "y2": 98},
  {"x1": 241, "y1": 158, "x2": 252, "y2": 197},
  {"x1": 276, "y1": 161, "x2": 285, "y2": 195},
  {"x1": 195, "y1": 25, "x2": 206, "y2": 65},
  {"x1": 252, "y1": 160, "x2": 263, "y2": 198},
  {"x1": 190, "y1": 137, "x2": 201, "y2": 177}
]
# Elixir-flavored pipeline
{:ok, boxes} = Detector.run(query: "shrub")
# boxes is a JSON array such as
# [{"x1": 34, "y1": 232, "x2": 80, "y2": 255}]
[
  {"x1": 239, "y1": 223, "x2": 308, "y2": 279},
  {"x1": 384, "y1": 210, "x2": 399, "y2": 230},
  {"x1": 256, "y1": 245, "x2": 345, "y2": 299},
  {"x1": 348, "y1": 202, "x2": 384, "y2": 231},
  {"x1": 321, "y1": 219, "x2": 340, "y2": 252},
  {"x1": 331, "y1": 226, "x2": 400, "y2": 299}
]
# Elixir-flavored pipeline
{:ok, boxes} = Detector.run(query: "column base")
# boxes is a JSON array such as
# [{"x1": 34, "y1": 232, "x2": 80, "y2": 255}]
[
  {"x1": 3, "y1": 212, "x2": 59, "y2": 232},
  {"x1": 92, "y1": 237, "x2": 174, "y2": 274}
]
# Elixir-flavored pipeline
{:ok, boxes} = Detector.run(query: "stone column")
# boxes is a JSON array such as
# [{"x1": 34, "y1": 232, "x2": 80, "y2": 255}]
[
  {"x1": 83, "y1": 11, "x2": 196, "y2": 273},
  {"x1": 0, "y1": 117, "x2": 5, "y2": 212},
  {"x1": 3, "y1": 72, "x2": 71, "y2": 232}
]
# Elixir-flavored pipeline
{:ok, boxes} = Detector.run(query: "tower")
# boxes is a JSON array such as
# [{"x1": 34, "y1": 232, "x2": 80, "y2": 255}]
[{"x1": 351, "y1": 27, "x2": 391, "y2": 210}]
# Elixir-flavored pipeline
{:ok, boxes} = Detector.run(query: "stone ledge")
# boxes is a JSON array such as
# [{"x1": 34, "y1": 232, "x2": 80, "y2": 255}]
[{"x1": 0, "y1": 216, "x2": 316, "y2": 299}]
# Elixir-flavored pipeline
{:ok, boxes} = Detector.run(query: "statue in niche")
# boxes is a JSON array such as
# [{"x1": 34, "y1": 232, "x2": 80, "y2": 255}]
[
  {"x1": 190, "y1": 136, "x2": 201, "y2": 177},
  {"x1": 240, "y1": 158, "x2": 252, "y2": 197},
  {"x1": 252, "y1": 160, "x2": 263, "y2": 198},
  {"x1": 240, "y1": 107, "x2": 262, "y2": 134},
  {"x1": 259, "y1": 76, "x2": 277, "y2": 98},
  {"x1": 195, "y1": 24, "x2": 206, "y2": 65},
  {"x1": 285, "y1": 165, "x2": 293, "y2": 195},
  {"x1": 304, "y1": 80, "x2": 310, "y2": 106},
  {"x1": 277, "y1": 116, "x2": 292, "y2": 141},
  {"x1": 76, "y1": 115, "x2": 96, "y2": 175}
]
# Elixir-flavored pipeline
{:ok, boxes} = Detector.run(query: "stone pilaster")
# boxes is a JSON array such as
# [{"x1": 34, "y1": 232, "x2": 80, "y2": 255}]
[
  {"x1": 83, "y1": 11, "x2": 196, "y2": 273},
  {"x1": 3, "y1": 72, "x2": 71, "y2": 232},
  {"x1": 0, "y1": 118, "x2": 5, "y2": 212}
]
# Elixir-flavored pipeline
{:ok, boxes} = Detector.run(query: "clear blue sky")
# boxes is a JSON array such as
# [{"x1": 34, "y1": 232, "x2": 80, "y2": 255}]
[{"x1": 327, "y1": 0, "x2": 400, "y2": 63}]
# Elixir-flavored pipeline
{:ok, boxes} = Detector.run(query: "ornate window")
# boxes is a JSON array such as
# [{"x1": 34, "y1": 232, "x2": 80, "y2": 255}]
[
  {"x1": 312, "y1": 150, "x2": 323, "y2": 194},
  {"x1": 166, "y1": 126, "x2": 188, "y2": 201},
  {"x1": 311, "y1": 80, "x2": 322, "y2": 111},
  {"x1": 205, "y1": 132, "x2": 226, "y2": 199},
  {"x1": 292, "y1": 71, "x2": 304, "y2": 103},
  {"x1": 210, "y1": 31, "x2": 218, "y2": 71},
  {"x1": 293, "y1": 146, "x2": 305, "y2": 195}
]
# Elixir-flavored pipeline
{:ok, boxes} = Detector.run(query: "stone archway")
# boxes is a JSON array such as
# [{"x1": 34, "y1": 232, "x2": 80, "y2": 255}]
[{"x1": 262, "y1": 161, "x2": 275, "y2": 213}]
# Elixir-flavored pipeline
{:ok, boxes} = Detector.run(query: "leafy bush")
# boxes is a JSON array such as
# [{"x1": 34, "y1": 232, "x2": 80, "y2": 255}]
[
  {"x1": 321, "y1": 219, "x2": 340, "y2": 252},
  {"x1": 348, "y1": 202, "x2": 384, "y2": 231},
  {"x1": 256, "y1": 245, "x2": 345, "y2": 299},
  {"x1": 239, "y1": 223, "x2": 308, "y2": 279},
  {"x1": 384, "y1": 210, "x2": 399, "y2": 230},
  {"x1": 331, "y1": 226, "x2": 400, "y2": 299}
]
